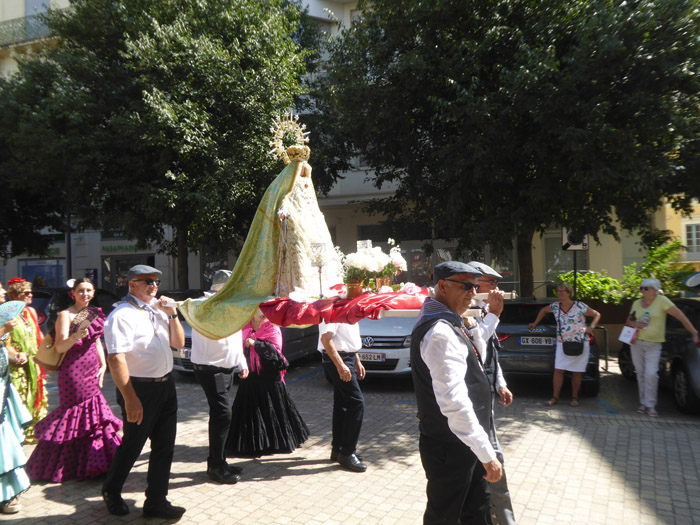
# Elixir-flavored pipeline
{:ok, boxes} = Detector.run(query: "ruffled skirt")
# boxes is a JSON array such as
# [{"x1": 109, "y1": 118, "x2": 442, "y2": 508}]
[
  {"x1": 26, "y1": 392, "x2": 122, "y2": 482},
  {"x1": 0, "y1": 383, "x2": 32, "y2": 503},
  {"x1": 227, "y1": 379, "x2": 309, "y2": 457}
]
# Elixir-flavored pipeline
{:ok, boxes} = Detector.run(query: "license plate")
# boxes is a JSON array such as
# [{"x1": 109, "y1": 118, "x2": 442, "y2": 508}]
[
  {"x1": 179, "y1": 348, "x2": 190, "y2": 359},
  {"x1": 519, "y1": 336, "x2": 554, "y2": 346},
  {"x1": 359, "y1": 352, "x2": 385, "y2": 362}
]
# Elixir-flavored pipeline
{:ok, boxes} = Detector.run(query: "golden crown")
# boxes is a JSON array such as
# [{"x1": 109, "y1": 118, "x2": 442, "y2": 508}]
[{"x1": 269, "y1": 111, "x2": 310, "y2": 165}]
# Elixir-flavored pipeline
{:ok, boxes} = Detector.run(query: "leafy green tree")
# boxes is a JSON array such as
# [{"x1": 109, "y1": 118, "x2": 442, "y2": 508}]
[
  {"x1": 0, "y1": 0, "x2": 318, "y2": 286},
  {"x1": 313, "y1": 0, "x2": 700, "y2": 296}
]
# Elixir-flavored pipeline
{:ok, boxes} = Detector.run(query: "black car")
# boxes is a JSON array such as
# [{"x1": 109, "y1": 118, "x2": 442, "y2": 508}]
[
  {"x1": 618, "y1": 298, "x2": 700, "y2": 414},
  {"x1": 496, "y1": 300, "x2": 601, "y2": 396},
  {"x1": 32, "y1": 287, "x2": 120, "y2": 334}
]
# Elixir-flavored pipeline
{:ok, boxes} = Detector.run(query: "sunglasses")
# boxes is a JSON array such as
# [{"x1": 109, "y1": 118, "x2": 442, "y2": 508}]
[
  {"x1": 639, "y1": 286, "x2": 655, "y2": 291},
  {"x1": 444, "y1": 279, "x2": 478, "y2": 292},
  {"x1": 133, "y1": 279, "x2": 161, "y2": 286},
  {"x1": 21, "y1": 291, "x2": 33, "y2": 295}
]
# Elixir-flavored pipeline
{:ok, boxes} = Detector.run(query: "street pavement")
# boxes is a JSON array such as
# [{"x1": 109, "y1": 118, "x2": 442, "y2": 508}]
[{"x1": 6, "y1": 357, "x2": 700, "y2": 524}]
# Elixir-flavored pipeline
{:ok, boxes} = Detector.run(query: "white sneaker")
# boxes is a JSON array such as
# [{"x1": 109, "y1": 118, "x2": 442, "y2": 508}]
[
  {"x1": 647, "y1": 407, "x2": 659, "y2": 417},
  {"x1": 636, "y1": 405, "x2": 646, "y2": 414}
]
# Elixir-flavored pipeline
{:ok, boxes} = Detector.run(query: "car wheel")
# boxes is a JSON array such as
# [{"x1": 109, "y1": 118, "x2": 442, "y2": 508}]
[
  {"x1": 673, "y1": 365, "x2": 700, "y2": 415},
  {"x1": 618, "y1": 345, "x2": 636, "y2": 381}
]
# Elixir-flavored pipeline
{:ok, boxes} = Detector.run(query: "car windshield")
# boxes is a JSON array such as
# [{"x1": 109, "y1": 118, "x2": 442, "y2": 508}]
[{"x1": 500, "y1": 303, "x2": 556, "y2": 325}]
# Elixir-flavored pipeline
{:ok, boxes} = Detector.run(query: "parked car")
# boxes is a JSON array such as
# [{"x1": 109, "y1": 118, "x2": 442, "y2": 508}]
[
  {"x1": 618, "y1": 298, "x2": 700, "y2": 414},
  {"x1": 357, "y1": 316, "x2": 414, "y2": 376},
  {"x1": 32, "y1": 287, "x2": 120, "y2": 335},
  {"x1": 496, "y1": 300, "x2": 601, "y2": 396},
  {"x1": 163, "y1": 290, "x2": 320, "y2": 373},
  {"x1": 356, "y1": 300, "x2": 601, "y2": 393}
]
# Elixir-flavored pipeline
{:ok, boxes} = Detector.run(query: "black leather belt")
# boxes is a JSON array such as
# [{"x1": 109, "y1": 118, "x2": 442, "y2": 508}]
[
  {"x1": 323, "y1": 351, "x2": 357, "y2": 357},
  {"x1": 130, "y1": 374, "x2": 171, "y2": 383},
  {"x1": 193, "y1": 364, "x2": 235, "y2": 372}
]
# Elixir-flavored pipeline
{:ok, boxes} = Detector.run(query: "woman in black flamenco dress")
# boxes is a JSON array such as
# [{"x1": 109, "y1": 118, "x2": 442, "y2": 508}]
[{"x1": 226, "y1": 312, "x2": 308, "y2": 457}]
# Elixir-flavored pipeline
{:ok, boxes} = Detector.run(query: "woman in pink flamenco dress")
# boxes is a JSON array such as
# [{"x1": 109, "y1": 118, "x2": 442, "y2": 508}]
[{"x1": 26, "y1": 278, "x2": 122, "y2": 482}]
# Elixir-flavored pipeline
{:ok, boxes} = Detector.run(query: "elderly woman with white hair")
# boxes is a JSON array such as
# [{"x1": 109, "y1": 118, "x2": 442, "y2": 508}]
[{"x1": 626, "y1": 278, "x2": 699, "y2": 417}]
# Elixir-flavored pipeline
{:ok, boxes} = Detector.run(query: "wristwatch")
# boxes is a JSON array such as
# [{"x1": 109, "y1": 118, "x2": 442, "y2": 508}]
[{"x1": 168, "y1": 314, "x2": 178, "y2": 320}]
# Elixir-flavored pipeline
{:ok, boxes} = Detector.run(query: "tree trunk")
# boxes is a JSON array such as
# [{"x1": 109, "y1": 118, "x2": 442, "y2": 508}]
[
  {"x1": 176, "y1": 228, "x2": 189, "y2": 289},
  {"x1": 516, "y1": 226, "x2": 536, "y2": 298}
]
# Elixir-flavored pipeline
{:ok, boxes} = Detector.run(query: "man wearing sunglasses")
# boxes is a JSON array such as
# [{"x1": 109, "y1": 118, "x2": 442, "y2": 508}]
[
  {"x1": 102, "y1": 265, "x2": 185, "y2": 519},
  {"x1": 468, "y1": 261, "x2": 516, "y2": 525},
  {"x1": 411, "y1": 261, "x2": 502, "y2": 524}
]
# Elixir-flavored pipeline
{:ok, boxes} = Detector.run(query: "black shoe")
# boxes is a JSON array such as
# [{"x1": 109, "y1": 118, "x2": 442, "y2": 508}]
[
  {"x1": 330, "y1": 448, "x2": 363, "y2": 462},
  {"x1": 102, "y1": 490, "x2": 129, "y2": 516},
  {"x1": 207, "y1": 464, "x2": 241, "y2": 484},
  {"x1": 337, "y1": 453, "x2": 367, "y2": 473},
  {"x1": 142, "y1": 499, "x2": 186, "y2": 519},
  {"x1": 226, "y1": 464, "x2": 243, "y2": 475}
]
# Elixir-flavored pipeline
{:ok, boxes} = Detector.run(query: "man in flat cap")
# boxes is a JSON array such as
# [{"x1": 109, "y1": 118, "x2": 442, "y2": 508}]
[
  {"x1": 191, "y1": 270, "x2": 248, "y2": 484},
  {"x1": 468, "y1": 261, "x2": 516, "y2": 525},
  {"x1": 102, "y1": 264, "x2": 186, "y2": 519},
  {"x1": 411, "y1": 261, "x2": 502, "y2": 524}
]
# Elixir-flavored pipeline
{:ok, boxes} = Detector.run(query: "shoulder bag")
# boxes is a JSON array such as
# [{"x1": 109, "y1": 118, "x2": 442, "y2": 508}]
[
  {"x1": 33, "y1": 307, "x2": 101, "y2": 372},
  {"x1": 33, "y1": 329, "x2": 63, "y2": 371},
  {"x1": 557, "y1": 302, "x2": 584, "y2": 357}
]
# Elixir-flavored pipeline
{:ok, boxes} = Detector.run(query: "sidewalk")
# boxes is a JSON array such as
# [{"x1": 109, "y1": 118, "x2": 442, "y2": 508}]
[{"x1": 6, "y1": 360, "x2": 700, "y2": 524}]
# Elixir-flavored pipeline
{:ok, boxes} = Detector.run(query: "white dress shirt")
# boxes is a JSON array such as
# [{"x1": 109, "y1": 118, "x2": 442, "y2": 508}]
[
  {"x1": 317, "y1": 321, "x2": 362, "y2": 352},
  {"x1": 469, "y1": 312, "x2": 507, "y2": 390},
  {"x1": 189, "y1": 291, "x2": 247, "y2": 370},
  {"x1": 420, "y1": 320, "x2": 496, "y2": 464},
  {"x1": 191, "y1": 327, "x2": 246, "y2": 370},
  {"x1": 104, "y1": 296, "x2": 173, "y2": 378}
]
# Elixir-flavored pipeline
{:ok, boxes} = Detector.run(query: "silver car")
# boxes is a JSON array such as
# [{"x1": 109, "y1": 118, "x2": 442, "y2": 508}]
[{"x1": 357, "y1": 316, "x2": 415, "y2": 376}]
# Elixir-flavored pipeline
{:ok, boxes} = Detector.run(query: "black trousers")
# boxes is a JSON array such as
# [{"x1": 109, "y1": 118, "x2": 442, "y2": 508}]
[
  {"x1": 322, "y1": 353, "x2": 364, "y2": 456},
  {"x1": 193, "y1": 365, "x2": 236, "y2": 468},
  {"x1": 102, "y1": 378, "x2": 177, "y2": 502},
  {"x1": 419, "y1": 434, "x2": 492, "y2": 525}
]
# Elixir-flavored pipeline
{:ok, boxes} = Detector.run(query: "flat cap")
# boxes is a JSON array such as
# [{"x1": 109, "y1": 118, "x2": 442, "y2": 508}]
[
  {"x1": 468, "y1": 261, "x2": 502, "y2": 280},
  {"x1": 126, "y1": 264, "x2": 162, "y2": 281},
  {"x1": 433, "y1": 261, "x2": 483, "y2": 283}
]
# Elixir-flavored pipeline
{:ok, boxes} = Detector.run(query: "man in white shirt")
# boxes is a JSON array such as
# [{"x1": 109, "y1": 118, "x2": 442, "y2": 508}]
[
  {"x1": 102, "y1": 265, "x2": 185, "y2": 519},
  {"x1": 411, "y1": 261, "x2": 502, "y2": 523},
  {"x1": 317, "y1": 320, "x2": 367, "y2": 472},
  {"x1": 468, "y1": 261, "x2": 516, "y2": 525},
  {"x1": 191, "y1": 270, "x2": 249, "y2": 484}
]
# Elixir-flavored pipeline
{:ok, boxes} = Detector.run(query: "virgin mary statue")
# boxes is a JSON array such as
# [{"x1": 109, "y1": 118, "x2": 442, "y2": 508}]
[{"x1": 179, "y1": 142, "x2": 343, "y2": 340}]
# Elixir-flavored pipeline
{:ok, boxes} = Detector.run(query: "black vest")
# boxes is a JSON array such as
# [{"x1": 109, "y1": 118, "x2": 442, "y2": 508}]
[
  {"x1": 481, "y1": 333, "x2": 501, "y2": 395},
  {"x1": 411, "y1": 311, "x2": 492, "y2": 444}
]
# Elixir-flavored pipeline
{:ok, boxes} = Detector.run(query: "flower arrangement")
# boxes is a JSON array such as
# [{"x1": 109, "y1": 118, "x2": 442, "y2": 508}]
[
  {"x1": 340, "y1": 239, "x2": 406, "y2": 289},
  {"x1": 382, "y1": 238, "x2": 408, "y2": 276}
]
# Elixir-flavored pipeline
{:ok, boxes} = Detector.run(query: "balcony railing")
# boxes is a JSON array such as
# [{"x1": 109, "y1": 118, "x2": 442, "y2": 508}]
[{"x1": 0, "y1": 13, "x2": 51, "y2": 48}]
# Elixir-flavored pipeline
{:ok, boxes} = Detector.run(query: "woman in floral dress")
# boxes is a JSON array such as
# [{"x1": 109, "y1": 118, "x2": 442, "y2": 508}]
[
  {"x1": 529, "y1": 283, "x2": 601, "y2": 407},
  {"x1": 5, "y1": 278, "x2": 47, "y2": 443},
  {"x1": 0, "y1": 283, "x2": 32, "y2": 514},
  {"x1": 26, "y1": 278, "x2": 122, "y2": 481}
]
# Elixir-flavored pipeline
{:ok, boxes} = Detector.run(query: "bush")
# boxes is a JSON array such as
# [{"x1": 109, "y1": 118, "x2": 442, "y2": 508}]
[
  {"x1": 559, "y1": 239, "x2": 694, "y2": 304},
  {"x1": 559, "y1": 270, "x2": 623, "y2": 304}
]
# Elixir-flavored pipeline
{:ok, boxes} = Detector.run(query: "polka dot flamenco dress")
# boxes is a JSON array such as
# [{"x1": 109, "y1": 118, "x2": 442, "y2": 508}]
[{"x1": 26, "y1": 312, "x2": 123, "y2": 482}]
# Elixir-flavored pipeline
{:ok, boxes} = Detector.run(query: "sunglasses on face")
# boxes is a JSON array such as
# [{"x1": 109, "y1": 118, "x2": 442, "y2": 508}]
[
  {"x1": 640, "y1": 286, "x2": 655, "y2": 291},
  {"x1": 133, "y1": 279, "x2": 161, "y2": 286},
  {"x1": 21, "y1": 291, "x2": 33, "y2": 296},
  {"x1": 444, "y1": 279, "x2": 478, "y2": 292}
]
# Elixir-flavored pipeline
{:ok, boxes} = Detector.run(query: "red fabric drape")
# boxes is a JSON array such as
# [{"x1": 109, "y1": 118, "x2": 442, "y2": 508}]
[{"x1": 259, "y1": 288, "x2": 429, "y2": 327}]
